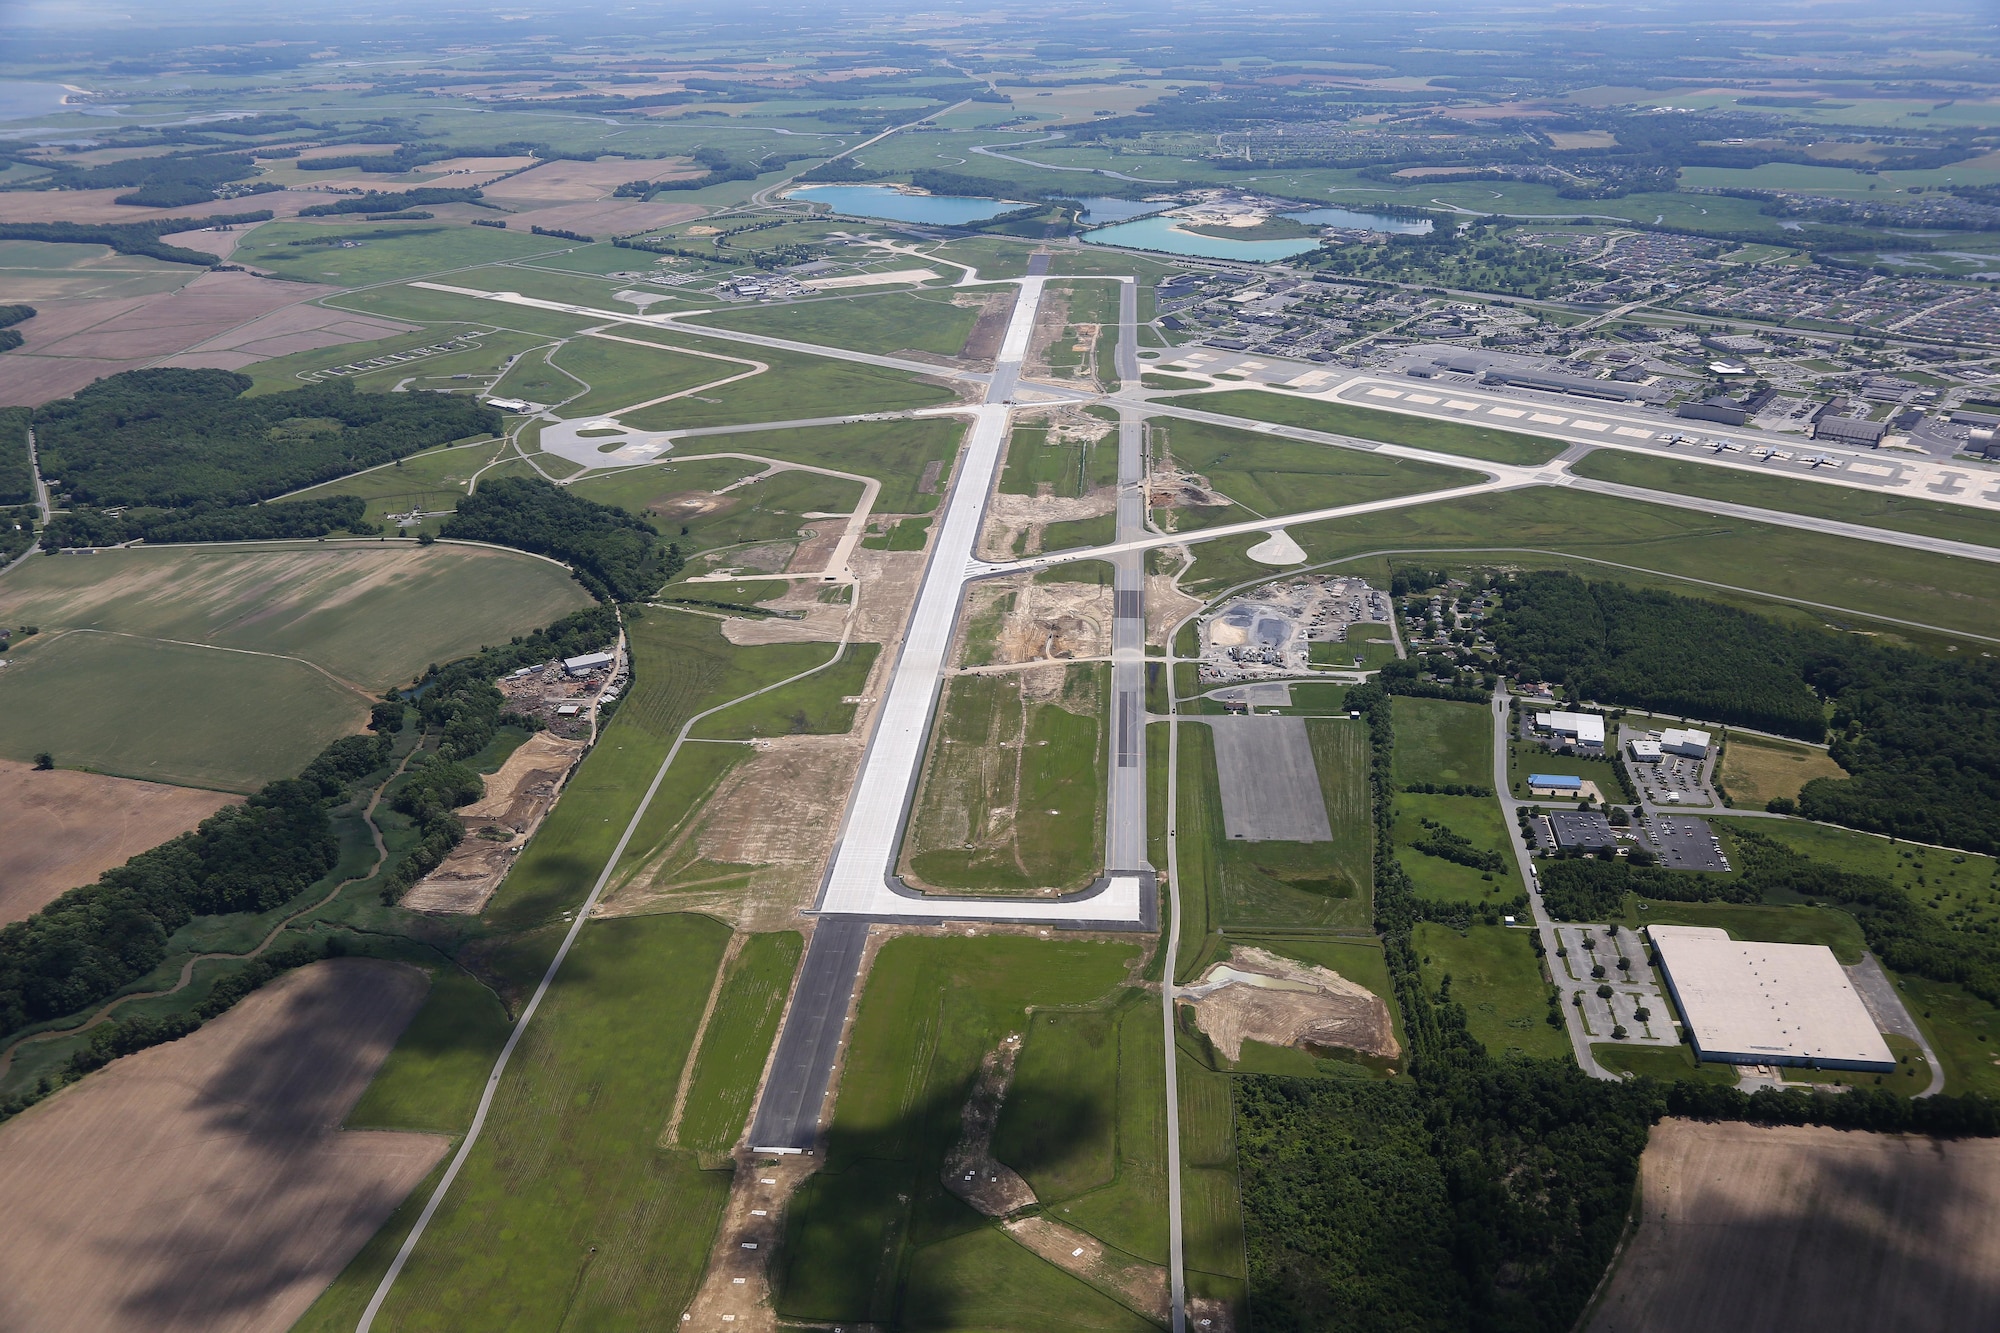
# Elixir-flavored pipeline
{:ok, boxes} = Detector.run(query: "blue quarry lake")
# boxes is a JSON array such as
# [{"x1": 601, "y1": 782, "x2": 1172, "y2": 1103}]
[
  {"x1": 1083, "y1": 205, "x2": 1431, "y2": 261},
  {"x1": 788, "y1": 184, "x2": 1025, "y2": 225}
]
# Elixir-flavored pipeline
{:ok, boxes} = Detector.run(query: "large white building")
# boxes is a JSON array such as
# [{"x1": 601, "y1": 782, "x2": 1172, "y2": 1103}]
[
  {"x1": 1660, "y1": 727, "x2": 1712, "y2": 758},
  {"x1": 1535, "y1": 710, "x2": 1605, "y2": 749},
  {"x1": 1649, "y1": 925, "x2": 1894, "y2": 1072}
]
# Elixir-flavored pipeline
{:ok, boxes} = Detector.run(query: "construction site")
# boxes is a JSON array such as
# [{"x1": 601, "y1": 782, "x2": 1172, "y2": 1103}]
[{"x1": 1195, "y1": 575, "x2": 1392, "y2": 683}]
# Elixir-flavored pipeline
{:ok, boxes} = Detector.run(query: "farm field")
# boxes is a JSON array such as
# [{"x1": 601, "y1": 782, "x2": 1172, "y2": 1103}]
[
  {"x1": 0, "y1": 760, "x2": 238, "y2": 922},
  {"x1": 1715, "y1": 733, "x2": 1846, "y2": 807},
  {"x1": 0, "y1": 543, "x2": 590, "y2": 691},
  {"x1": 0, "y1": 959, "x2": 443, "y2": 1333},
  {"x1": 349, "y1": 914, "x2": 732, "y2": 1332},
  {"x1": 1391, "y1": 695, "x2": 1493, "y2": 788},
  {"x1": 1149, "y1": 415, "x2": 1481, "y2": 520},
  {"x1": 231, "y1": 221, "x2": 564, "y2": 286},
  {"x1": 1570, "y1": 449, "x2": 2000, "y2": 551},
  {"x1": 0, "y1": 632, "x2": 364, "y2": 790},
  {"x1": 902, "y1": 665, "x2": 1106, "y2": 895},
  {"x1": 1587, "y1": 1119, "x2": 2000, "y2": 1333},
  {"x1": 1412, "y1": 922, "x2": 1568, "y2": 1060},
  {"x1": 343, "y1": 966, "x2": 515, "y2": 1136},
  {"x1": 1176, "y1": 488, "x2": 2000, "y2": 646},
  {"x1": 775, "y1": 934, "x2": 1146, "y2": 1329},
  {"x1": 1195, "y1": 390, "x2": 1567, "y2": 466}
]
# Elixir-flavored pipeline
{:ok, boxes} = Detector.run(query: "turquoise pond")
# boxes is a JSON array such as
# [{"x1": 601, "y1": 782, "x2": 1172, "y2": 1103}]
[
  {"x1": 1083, "y1": 206, "x2": 1430, "y2": 261},
  {"x1": 787, "y1": 185, "x2": 1025, "y2": 224}
]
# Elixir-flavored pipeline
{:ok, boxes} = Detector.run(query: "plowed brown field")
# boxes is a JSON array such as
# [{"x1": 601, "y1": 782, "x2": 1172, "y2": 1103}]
[{"x1": 0, "y1": 959, "x2": 444, "y2": 1333}]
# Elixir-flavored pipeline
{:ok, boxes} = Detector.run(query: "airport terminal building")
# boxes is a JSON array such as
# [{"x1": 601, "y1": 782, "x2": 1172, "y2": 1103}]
[{"x1": 1648, "y1": 925, "x2": 1895, "y2": 1072}]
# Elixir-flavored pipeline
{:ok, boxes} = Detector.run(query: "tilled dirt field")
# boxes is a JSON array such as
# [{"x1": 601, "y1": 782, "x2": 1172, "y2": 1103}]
[
  {"x1": 1587, "y1": 1118, "x2": 2000, "y2": 1333},
  {"x1": 0, "y1": 959, "x2": 444, "y2": 1333},
  {"x1": 0, "y1": 760, "x2": 237, "y2": 925},
  {"x1": 403, "y1": 731, "x2": 585, "y2": 913}
]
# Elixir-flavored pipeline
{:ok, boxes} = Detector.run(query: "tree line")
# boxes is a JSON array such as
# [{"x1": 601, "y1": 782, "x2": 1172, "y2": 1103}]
[
  {"x1": 440, "y1": 476, "x2": 680, "y2": 602},
  {"x1": 0, "y1": 734, "x2": 393, "y2": 1040},
  {"x1": 0, "y1": 211, "x2": 274, "y2": 267},
  {"x1": 0, "y1": 407, "x2": 31, "y2": 507},
  {"x1": 0, "y1": 303, "x2": 34, "y2": 354},
  {"x1": 298, "y1": 187, "x2": 487, "y2": 216},
  {"x1": 1489, "y1": 571, "x2": 2000, "y2": 855},
  {"x1": 42, "y1": 494, "x2": 379, "y2": 549},
  {"x1": 33, "y1": 368, "x2": 499, "y2": 509}
]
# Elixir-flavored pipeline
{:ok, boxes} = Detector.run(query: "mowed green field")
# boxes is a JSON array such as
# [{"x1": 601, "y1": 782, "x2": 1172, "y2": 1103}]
[
  {"x1": 345, "y1": 966, "x2": 515, "y2": 1135},
  {"x1": 1393, "y1": 792, "x2": 1524, "y2": 905},
  {"x1": 575, "y1": 460, "x2": 864, "y2": 563},
  {"x1": 692, "y1": 643, "x2": 878, "y2": 740},
  {"x1": 1570, "y1": 449, "x2": 2000, "y2": 550},
  {"x1": 547, "y1": 332, "x2": 763, "y2": 418},
  {"x1": 1413, "y1": 922, "x2": 1568, "y2": 1060},
  {"x1": 1391, "y1": 696, "x2": 1493, "y2": 787},
  {"x1": 349, "y1": 914, "x2": 732, "y2": 1331},
  {"x1": 686, "y1": 289, "x2": 981, "y2": 358},
  {"x1": 1195, "y1": 391, "x2": 1567, "y2": 466},
  {"x1": 676, "y1": 931, "x2": 804, "y2": 1159},
  {"x1": 1176, "y1": 487, "x2": 2000, "y2": 644},
  {"x1": 777, "y1": 934, "x2": 1151, "y2": 1330},
  {"x1": 1150, "y1": 416, "x2": 1481, "y2": 528},
  {"x1": 904, "y1": 666, "x2": 1106, "y2": 894}
]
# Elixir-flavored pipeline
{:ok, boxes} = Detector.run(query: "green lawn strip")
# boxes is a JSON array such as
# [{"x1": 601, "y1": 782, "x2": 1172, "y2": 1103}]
[
  {"x1": 1195, "y1": 390, "x2": 1565, "y2": 466},
  {"x1": 345, "y1": 966, "x2": 514, "y2": 1134},
  {"x1": 1174, "y1": 720, "x2": 1227, "y2": 984},
  {"x1": 1173, "y1": 1051, "x2": 1249, "y2": 1298},
  {"x1": 863, "y1": 516, "x2": 932, "y2": 550},
  {"x1": 657, "y1": 578, "x2": 791, "y2": 608},
  {"x1": 338, "y1": 283, "x2": 599, "y2": 338},
  {"x1": 676, "y1": 931, "x2": 805, "y2": 1159},
  {"x1": 900, "y1": 1227, "x2": 1161, "y2": 1332},
  {"x1": 550, "y1": 334, "x2": 757, "y2": 418},
  {"x1": 621, "y1": 337, "x2": 957, "y2": 432},
  {"x1": 1041, "y1": 511, "x2": 1118, "y2": 552},
  {"x1": 906, "y1": 666, "x2": 1105, "y2": 895},
  {"x1": 1390, "y1": 696, "x2": 1492, "y2": 787},
  {"x1": 1142, "y1": 373, "x2": 1207, "y2": 391},
  {"x1": 484, "y1": 615, "x2": 839, "y2": 929},
  {"x1": 366, "y1": 914, "x2": 731, "y2": 1330},
  {"x1": 1591, "y1": 1042, "x2": 1739, "y2": 1085},
  {"x1": 1570, "y1": 449, "x2": 2000, "y2": 550},
  {"x1": 1153, "y1": 415, "x2": 1482, "y2": 516},
  {"x1": 1895, "y1": 975, "x2": 2000, "y2": 1098},
  {"x1": 1413, "y1": 922, "x2": 1569, "y2": 1060},
  {"x1": 684, "y1": 290, "x2": 980, "y2": 358},
  {"x1": 692, "y1": 643, "x2": 878, "y2": 740},
  {"x1": 1393, "y1": 793, "x2": 1523, "y2": 907},
  {"x1": 776, "y1": 935, "x2": 1143, "y2": 1325},
  {"x1": 232, "y1": 220, "x2": 561, "y2": 286}
]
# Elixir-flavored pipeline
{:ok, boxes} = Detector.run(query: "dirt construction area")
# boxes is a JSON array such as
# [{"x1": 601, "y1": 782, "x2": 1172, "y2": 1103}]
[
  {"x1": 0, "y1": 959, "x2": 445, "y2": 1333},
  {"x1": 1183, "y1": 946, "x2": 1400, "y2": 1062},
  {"x1": 1587, "y1": 1118, "x2": 2000, "y2": 1333},
  {"x1": 402, "y1": 731, "x2": 586, "y2": 913},
  {"x1": 0, "y1": 760, "x2": 238, "y2": 925}
]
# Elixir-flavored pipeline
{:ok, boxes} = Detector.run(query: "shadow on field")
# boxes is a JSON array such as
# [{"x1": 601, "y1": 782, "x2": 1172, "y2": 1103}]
[
  {"x1": 482, "y1": 850, "x2": 596, "y2": 933},
  {"x1": 105, "y1": 960, "x2": 435, "y2": 1329},
  {"x1": 775, "y1": 1079, "x2": 1111, "y2": 1329}
]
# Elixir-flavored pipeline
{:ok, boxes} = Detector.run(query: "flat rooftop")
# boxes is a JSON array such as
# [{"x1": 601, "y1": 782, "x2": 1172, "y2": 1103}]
[{"x1": 1649, "y1": 925, "x2": 1894, "y2": 1071}]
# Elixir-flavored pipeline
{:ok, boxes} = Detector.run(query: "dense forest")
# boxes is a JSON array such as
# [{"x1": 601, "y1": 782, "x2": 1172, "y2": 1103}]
[
  {"x1": 298, "y1": 187, "x2": 485, "y2": 216},
  {"x1": 1489, "y1": 572, "x2": 2000, "y2": 854},
  {"x1": 42, "y1": 495, "x2": 377, "y2": 548},
  {"x1": 440, "y1": 476, "x2": 678, "y2": 602},
  {"x1": 0, "y1": 407, "x2": 32, "y2": 507},
  {"x1": 33, "y1": 369, "x2": 499, "y2": 508},
  {"x1": 0, "y1": 734, "x2": 392, "y2": 1039}
]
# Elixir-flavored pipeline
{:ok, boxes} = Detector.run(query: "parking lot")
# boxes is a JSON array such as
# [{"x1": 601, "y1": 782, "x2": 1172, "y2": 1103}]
[
  {"x1": 1620, "y1": 724, "x2": 1721, "y2": 808},
  {"x1": 1639, "y1": 814, "x2": 1731, "y2": 873}
]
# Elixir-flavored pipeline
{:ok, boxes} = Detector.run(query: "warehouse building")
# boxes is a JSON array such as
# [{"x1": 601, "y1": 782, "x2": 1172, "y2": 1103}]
[
  {"x1": 1533, "y1": 710, "x2": 1605, "y2": 750},
  {"x1": 1628, "y1": 737, "x2": 1663, "y2": 762},
  {"x1": 563, "y1": 651, "x2": 616, "y2": 676},
  {"x1": 1546, "y1": 809, "x2": 1617, "y2": 853},
  {"x1": 1649, "y1": 926, "x2": 1895, "y2": 1072},
  {"x1": 1478, "y1": 367, "x2": 1640, "y2": 402},
  {"x1": 1813, "y1": 415, "x2": 1887, "y2": 446},
  {"x1": 1660, "y1": 727, "x2": 1711, "y2": 757}
]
